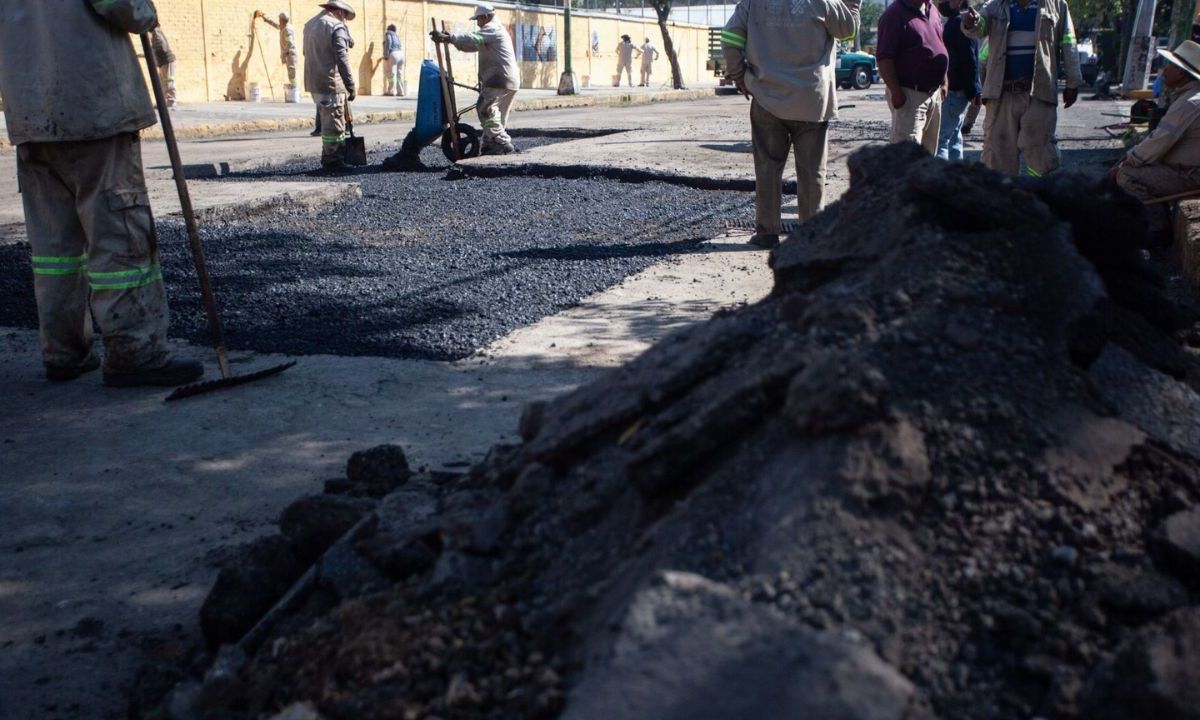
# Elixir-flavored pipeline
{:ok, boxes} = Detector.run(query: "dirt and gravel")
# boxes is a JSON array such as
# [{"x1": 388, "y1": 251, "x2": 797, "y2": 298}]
[
  {"x1": 0, "y1": 142, "x2": 753, "y2": 361},
  {"x1": 140, "y1": 144, "x2": 1200, "y2": 720}
]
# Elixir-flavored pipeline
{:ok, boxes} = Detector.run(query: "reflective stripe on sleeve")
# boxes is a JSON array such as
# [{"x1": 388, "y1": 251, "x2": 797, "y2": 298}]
[
  {"x1": 32, "y1": 253, "x2": 87, "y2": 276},
  {"x1": 720, "y1": 30, "x2": 746, "y2": 49},
  {"x1": 88, "y1": 263, "x2": 163, "y2": 291},
  {"x1": 471, "y1": 32, "x2": 485, "y2": 44},
  {"x1": 1061, "y1": 33, "x2": 1076, "y2": 45}
]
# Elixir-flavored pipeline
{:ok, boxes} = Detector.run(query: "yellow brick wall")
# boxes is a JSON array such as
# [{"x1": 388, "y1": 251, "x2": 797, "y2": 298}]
[{"x1": 150, "y1": 0, "x2": 712, "y2": 103}]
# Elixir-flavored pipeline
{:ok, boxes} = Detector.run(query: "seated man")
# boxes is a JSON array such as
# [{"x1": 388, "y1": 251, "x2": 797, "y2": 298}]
[{"x1": 1113, "y1": 40, "x2": 1200, "y2": 241}]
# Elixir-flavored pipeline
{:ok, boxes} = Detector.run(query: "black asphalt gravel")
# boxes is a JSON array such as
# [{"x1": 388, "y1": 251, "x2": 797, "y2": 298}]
[{"x1": 0, "y1": 142, "x2": 754, "y2": 361}]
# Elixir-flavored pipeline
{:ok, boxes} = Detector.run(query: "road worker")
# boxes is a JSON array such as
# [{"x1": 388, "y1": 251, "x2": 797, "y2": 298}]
[
  {"x1": 616, "y1": 34, "x2": 637, "y2": 87},
  {"x1": 256, "y1": 10, "x2": 299, "y2": 89},
  {"x1": 0, "y1": 0, "x2": 203, "y2": 386},
  {"x1": 639, "y1": 37, "x2": 660, "y2": 86},
  {"x1": 304, "y1": 0, "x2": 357, "y2": 170},
  {"x1": 384, "y1": 23, "x2": 406, "y2": 96},
  {"x1": 431, "y1": 3, "x2": 521, "y2": 155},
  {"x1": 151, "y1": 25, "x2": 177, "y2": 108}
]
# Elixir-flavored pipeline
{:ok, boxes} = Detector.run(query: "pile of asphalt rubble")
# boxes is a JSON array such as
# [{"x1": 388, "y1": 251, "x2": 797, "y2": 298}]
[{"x1": 139, "y1": 144, "x2": 1200, "y2": 720}]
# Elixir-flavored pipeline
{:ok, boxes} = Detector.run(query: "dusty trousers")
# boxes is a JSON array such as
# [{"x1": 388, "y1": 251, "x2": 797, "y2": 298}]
[
  {"x1": 750, "y1": 99, "x2": 829, "y2": 235},
  {"x1": 888, "y1": 86, "x2": 941, "y2": 154},
  {"x1": 315, "y1": 92, "x2": 347, "y2": 166},
  {"x1": 616, "y1": 59, "x2": 633, "y2": 86},
  {"x1": 478, "y1": 87, "x2": 516, "y2": 148},
  {"x1": 384, "y1": 52, "x2": 406, "y2": 96},
  {"x1": 1116, "y1": 163, "x2": 1200, "y2": 236},
  {"x1": 17, "y1": 133, "x2": 171, "y2": 371},
  {"x1": 982, "y1": 91, "x2": 1059, "y2": 176},
  {"x1": 158, "y1": 62, "x2": 176, "y2": 107}
]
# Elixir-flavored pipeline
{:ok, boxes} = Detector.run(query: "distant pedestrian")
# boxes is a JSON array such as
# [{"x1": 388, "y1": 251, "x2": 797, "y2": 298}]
[
  {"x1": 0, "y1": 0, "x2": 203, "y2": 387},
  {"x1": 936, "y1": 0, "x2": 980, "y2": 160},
  {"x1": 877, "y1": 0, "x2": 948, "y2": 154},
  {"x1": 151, "y1": 25, "x2": 177, "y2": 108},
  {"x1": 639, "y1": 37, "x2": 660, "y2": 86},
  {"x1": 431, "y1": 3, "x2": 521, "y2": 155},
  {"x1": 1111, "y1": 40, "x2": 1200, "y2": 242},
  {"x1": 256, "y1": 10, "x2": 298, "y2": 88},
  {"x1": 303, "y1": 0, "x2": 357, "y2": 170},
  {"x1": 615, "y1": 35, "x2": 637, "y2": 87},
  {"x1": 722, "y1": 0, "x2": 861, "y2": 248},
  {"x1": 963, "y1": 0, "x2": 1082, "y2": 176},
  {"x1": 384, "y1": 24, "x2": 406, "y2": 96}
]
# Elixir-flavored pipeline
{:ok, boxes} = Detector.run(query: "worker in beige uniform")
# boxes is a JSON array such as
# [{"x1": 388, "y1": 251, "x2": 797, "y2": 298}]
[
  {"x1": 151, "y1": 26, "x2": 177, "y2": 108},
  {"x1": 639, "y1": 38, "x2": 660, "y2": 86},
  {"x1": 303, "y1": 1, "x2": 357, "y2": 170},
  {"x1": 963, "y1": 0, "x2": 1081, "y2": 176},
  {"x1": 256, "y1": 10, "x2": 299, "y2": 88},
  {"x1": 431, "y1": 3, "x2": 521, "y2": 155},
  {"x1": 615, "y1": 35, "x2": 638, "y2": 87},
  {"x1": 722, "y1": 0, "x2": 861, "y2": 248},
  {"x1": 0, "y1": 0, "x2": 203, "y2": 386},
  {"x1": 1112, "y1": 40, "x2": 1200, "y2": 241}
]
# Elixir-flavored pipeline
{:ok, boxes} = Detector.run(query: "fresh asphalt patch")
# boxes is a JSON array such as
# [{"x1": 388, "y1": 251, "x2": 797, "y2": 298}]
[{"x1": 0, "y1": 142, "x2": 755, "y2": 362}]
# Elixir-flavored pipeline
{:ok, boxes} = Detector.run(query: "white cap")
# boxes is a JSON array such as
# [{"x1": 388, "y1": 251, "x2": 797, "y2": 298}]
[{"x1": 471, "y1": 2, "x2": 495, "y2": 19}]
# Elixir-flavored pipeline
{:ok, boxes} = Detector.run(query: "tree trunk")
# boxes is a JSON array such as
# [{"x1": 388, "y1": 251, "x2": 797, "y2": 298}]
[{"x1": 653, "y1": 2, "x2": 686, "y2": 89}]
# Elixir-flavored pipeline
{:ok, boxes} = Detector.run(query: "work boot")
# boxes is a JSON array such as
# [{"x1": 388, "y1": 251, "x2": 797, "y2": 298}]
[
  {"x1": 45, "y1": 353, "x2": 101, "y2": 382},
  {"x1": 310, "y1": 127, "x2": 322, "y2": 137},
  {"x1": 103, "y1": 358, "x2": 204, "y2": 388},
  {"x1": 747, "y1": 233, "x2": 779, "y2": 249}
]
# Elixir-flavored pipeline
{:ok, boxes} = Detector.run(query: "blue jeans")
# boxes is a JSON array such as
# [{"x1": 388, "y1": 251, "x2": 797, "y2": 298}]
[{"x1": 937, "y1": 90, "x2": 971, "y2": 161}]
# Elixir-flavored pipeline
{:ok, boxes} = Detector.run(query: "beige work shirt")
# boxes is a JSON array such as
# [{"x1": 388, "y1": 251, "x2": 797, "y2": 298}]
[{"x1": 1127, "y1": 82, "x2": 1200, "y2": 168}]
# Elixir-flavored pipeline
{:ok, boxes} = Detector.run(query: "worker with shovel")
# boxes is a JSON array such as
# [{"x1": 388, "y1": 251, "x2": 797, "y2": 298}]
[
  {"x1": 431, "y1": 3, "x2": 521, "y2": 155},
  {"x1": 304, "y1": 0, "x2": 357, "y2": 170},
  {"x1": 0, "y1": 0, "x2": 203, "y2": 387}
]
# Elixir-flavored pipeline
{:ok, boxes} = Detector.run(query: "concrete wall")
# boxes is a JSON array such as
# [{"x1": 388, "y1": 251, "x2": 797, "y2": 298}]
[{"x1": 151, "y1": 0, "x2": 715, "y2": 103}]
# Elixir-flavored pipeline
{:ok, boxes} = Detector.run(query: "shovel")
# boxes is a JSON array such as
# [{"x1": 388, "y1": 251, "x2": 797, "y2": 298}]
[
  {"x1": 140, "y1": 33, "x2": 296, "y2": 401},
  {"x1": 344, "y1": 101, "x2": 368, "y2": 166}
]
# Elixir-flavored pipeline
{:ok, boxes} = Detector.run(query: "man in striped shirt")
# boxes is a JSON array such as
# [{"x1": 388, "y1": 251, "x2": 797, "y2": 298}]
[{"x1": 963, "y1": 0, "x2": 1082, "y2": 176}]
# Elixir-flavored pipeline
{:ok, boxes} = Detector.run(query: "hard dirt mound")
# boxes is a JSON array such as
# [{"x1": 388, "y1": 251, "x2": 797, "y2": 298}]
[{"x1": 153, "y1": 144, "x2": 1200, "y2": 720}]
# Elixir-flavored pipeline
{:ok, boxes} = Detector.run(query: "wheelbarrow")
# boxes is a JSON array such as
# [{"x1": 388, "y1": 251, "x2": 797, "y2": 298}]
[{"x1": 381, "y1": 20, "x2": 482, "y2": 170}]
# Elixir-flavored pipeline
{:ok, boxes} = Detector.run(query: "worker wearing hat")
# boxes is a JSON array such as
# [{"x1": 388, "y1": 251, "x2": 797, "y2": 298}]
[
  {"x1": 431, "y1": 3, "x2": 521, "y2": 154},
  {"x1": 615, "y1": 34, "x2": 638, "y2": 87},
  {"x1": 304, "y1": 1, "x2": 357, "y2": 169},
  {"x1": 1112, "y1": 40, "x2": 1200, "y2": 242},
  {"x1": 256, "y1": 9, "x2": 299, "y2": 88}
]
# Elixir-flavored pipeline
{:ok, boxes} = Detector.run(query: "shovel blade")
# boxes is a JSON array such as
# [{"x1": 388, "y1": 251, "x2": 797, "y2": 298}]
[{"x1": 345, "y1": 136, "x2": 368, "y2": 166}]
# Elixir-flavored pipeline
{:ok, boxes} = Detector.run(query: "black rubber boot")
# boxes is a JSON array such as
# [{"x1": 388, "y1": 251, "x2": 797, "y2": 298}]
[{"x1": 45, "y1": 354, "x2": 101, "y2": 382}]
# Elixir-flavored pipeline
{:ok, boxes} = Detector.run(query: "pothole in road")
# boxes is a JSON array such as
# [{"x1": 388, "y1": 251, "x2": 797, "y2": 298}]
[{"x1": 0, "y1": 137, "x2": 756, "y2": 363}]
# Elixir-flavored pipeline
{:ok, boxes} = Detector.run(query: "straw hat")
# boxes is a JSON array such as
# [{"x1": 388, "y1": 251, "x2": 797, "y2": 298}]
[
  {"x1": 1159, "y1": 40, "x2": 1200, "y2": 82},
  {"x1": 319, "y1": 0, "x2": 356, "y2": 20},
  {"x1": 471, "y1": 2, "x2": 495, "y2": 19}
]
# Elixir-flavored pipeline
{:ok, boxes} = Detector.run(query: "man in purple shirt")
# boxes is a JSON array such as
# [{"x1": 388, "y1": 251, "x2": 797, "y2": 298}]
[{"x1": 877, "y1": 0, "x2": 949, "y2": 153}]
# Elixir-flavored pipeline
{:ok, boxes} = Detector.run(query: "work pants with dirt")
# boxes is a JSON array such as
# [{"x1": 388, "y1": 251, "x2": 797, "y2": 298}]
[
  {"x1": 158, "y1": 62, "x2": 176, "y2": 108},
  {"x1": 616, "y1": 59, "x2": 633, "y2": 87},
  {"x1": 888, "y1": 86, "x2": 941, "y2": 155},
  {"x1": 750, "y1": 100, "x2": 828, "y2": 235},
  {"x1": 1116, "y1": 163, "x2": 1200, "y2": 237},
  {"x1": 982, "y1": 91, "x2": 1059, "y2": 176},
  {"x1": 478, "y1": 87, "x2": 516, "y2": 148},
  {"x1": 315, "y1": 92, "x2": 348, "y2": 166},
  {"x1": 384, "y1": 52, "x2": 406, "y2": 96},
  {"x1": 640, "y1": 63, "x2": 653, "y2": 86},
  {"x1": 284, "y1": 53, "x2": 298, "y2": 86},
  {"x1": 17, "y1": 133, "x2": 171, "y2": 372}
]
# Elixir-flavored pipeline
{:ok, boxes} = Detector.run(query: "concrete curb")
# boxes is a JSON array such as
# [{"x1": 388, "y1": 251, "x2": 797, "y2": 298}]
[{"x1": 0, "y1": 88, "x2": 718, "y2": 149}]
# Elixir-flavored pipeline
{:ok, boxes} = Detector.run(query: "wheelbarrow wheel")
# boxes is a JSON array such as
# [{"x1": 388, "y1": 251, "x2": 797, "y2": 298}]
[{"x1": 441, "y1": 123, "x2": 481, "y2": 161}]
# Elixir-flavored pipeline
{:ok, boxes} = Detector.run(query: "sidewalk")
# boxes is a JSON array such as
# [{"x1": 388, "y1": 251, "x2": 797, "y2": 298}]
[{"x1": 0, "y1": 83, "x2": 722, "y2": 148}]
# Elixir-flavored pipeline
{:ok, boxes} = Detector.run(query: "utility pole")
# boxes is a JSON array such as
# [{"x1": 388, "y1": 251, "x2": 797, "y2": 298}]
[
  {"x1": 558, "y1": 0, "x2": 579, "y2": 94},
  {"x1": 1122, "y1": 0, "x2": 1158, "y2": 93}
]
